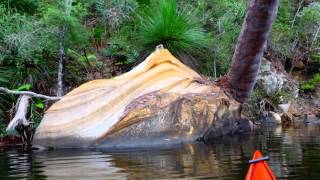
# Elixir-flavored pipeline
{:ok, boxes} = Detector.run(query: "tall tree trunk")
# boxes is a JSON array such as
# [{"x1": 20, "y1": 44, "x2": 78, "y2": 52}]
[
  {"x1": 56, "y1": 0, "x2": 73, "y2": 97},
  {"x1": 228, "y1": 0, "x2": 279, "y2": 103},
  {"x1": 57, "y1": 27, "x2": 66, "y2": 97}
]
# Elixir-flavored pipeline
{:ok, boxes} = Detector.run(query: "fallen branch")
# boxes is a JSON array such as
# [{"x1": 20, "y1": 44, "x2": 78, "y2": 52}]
[
  {"x1": 0, "y1": 87, "x2": 60, "y2": 147},
  {"x1": 0, "y1": 87, "x2": 61, "y2": 101}
]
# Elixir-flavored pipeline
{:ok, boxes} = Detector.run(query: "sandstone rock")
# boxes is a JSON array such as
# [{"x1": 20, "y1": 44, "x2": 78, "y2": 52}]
[{"x1": 33, "y1": 49, "x2": 242, "y2": 148}]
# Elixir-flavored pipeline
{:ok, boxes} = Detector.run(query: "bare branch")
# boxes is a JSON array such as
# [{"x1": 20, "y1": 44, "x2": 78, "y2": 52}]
[
  {"x1": 291, "y1": 0, "x2": 304, "y2": 28},
  {"x1": 0, "y1": 87, "x2": 61, "y2": 101},
  {"x1": 312, "y1": 25, "x2": 320, "y2": 46}
]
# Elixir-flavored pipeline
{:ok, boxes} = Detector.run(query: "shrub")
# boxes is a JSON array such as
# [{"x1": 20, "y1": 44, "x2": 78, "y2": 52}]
[
  {"x1": 94, "y1": 0, "x2": 138, "y2": 32},
  {"x1": 300, "y1": 73, "x2": 320, "y2": 92},
  {"x1": 296, "y1": 2, "x2": 320, "y2": 65},
  {"x1": 201, "y1": 0, "x2": 247, "y2": 76},
  {"x1": 135, "y1": 0, "x2": 211, "y2": 63},
  {"x1": 0, "y1": 0, "x2": 39, "y2": 14},
  {"x1": 270, "y1": 1, "x2": 320, "y2": 72},
  {"x1": 99, "y1": 17, "x2": 139, "y2": 63},
  {"x1": 0, "y1": 5, "x2": 54, "y2": 88}
]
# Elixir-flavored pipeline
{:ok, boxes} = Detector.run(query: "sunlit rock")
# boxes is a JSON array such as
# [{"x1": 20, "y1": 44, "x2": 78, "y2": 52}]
[{"x1": 33, "y1": 48, "x2": 241, "y2": 148}]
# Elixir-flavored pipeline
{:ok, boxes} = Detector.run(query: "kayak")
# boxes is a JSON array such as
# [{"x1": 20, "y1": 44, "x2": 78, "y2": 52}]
[{"x1": 245, "y1": 150, "x2": 276, "y2": 180}]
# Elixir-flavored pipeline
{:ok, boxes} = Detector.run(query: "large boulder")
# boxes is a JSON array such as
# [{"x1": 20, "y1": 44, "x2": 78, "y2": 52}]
[{"x1": 33, "y1": 48, "x2": 242, "y2": 148}]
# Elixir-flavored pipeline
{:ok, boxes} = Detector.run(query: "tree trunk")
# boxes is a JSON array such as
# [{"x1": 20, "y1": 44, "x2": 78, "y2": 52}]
[
  {"x1": 228, "y1": 0, "x2": 279, "y2": 103},
  {"x1": 57, "y1": 27, "x2": 66, "y2": 97},
  {"x1": 56, "y1": 0, "x2": 73, "y2": 97}
]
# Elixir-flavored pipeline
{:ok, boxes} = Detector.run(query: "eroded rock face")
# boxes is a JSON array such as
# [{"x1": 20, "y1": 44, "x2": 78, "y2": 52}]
[{"x1": 33, "y1": 49, "x2": 240, "y2": 148}]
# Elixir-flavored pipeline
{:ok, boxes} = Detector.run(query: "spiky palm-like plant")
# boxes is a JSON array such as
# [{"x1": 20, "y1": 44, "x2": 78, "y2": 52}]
[{"x1": 136, "y1": 0, "x2": 211, "y2": 67}]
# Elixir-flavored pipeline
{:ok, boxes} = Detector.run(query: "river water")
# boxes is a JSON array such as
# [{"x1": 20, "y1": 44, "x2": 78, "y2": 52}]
[{"x1": 1, "y1": 124, "x2": 320, "y2": 179}]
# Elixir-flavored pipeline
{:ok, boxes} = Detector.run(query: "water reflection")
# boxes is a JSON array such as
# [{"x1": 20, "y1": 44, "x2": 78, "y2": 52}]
[{"x1": 1, "y1": 125, "x2": 320, "y2": 179}]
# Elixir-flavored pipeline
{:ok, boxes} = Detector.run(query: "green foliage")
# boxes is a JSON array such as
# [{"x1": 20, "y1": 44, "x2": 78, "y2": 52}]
[
  {"x1": 296, "y1": 2, "x2": 320, "y2": 65},
  {"x1": 94, "y1": 0, "x2": 138, "y2": 32},
  {"x1": 271, "y1": 1, "x2": 320, "y2": 70},
  {"x1": 0, "y1": 5, "x2": 54, "y2": 87},
  {"x1": 297, "y1": 3, "x2": 320, "y2": 40},
  {"x1": 269, "y1": 0, "x2": 294, "y2": 59},
  {"x1": 42, "y1": 2, "x2": 90, "y2": 48},
  {"x1": 101, "y1": 27, "x2": 139, "y2": 63},
  {"x1": 0, "y1": 121, "x2": 5, "y2": 137},
  {"x1": 199, "y1": 0, "x2": 247, "y2": 76},
  {"x1": 249, "y1": 87, "x2": 296, "y2": 117},
  {"x1": 14, "y1": 84, "x2": 32, "y2": 91},
  {"x1": 0, "y1": 0, "x2": 93, "y2": 124},
  {"x1": 93, "y1": 0, "x2": 139, "y2": 62},
  {"x1": 102, "y1": 0, "x2": 211, "y2": 65},
  {"x1": 0, "y1": 5, "x2": 53, "y2": 121},
  {"x1": 276, "y1": 0, "x2": 295, "y2": 24},
  {"x1": 34, "y1": 98, "x2": 45, "y2": 109},
  {"x1": 300, "y1": 73, "x2": 320, "y2": 92},
  {"x1": 300, "y1": 83, "x2": 315, "y2": 92},
  {"x1": 0, "y1": 7, "x2": 49, "y2": 64},
  {"x1": 0, "y1": 0, "x2": 39, "y2": 14},
  {"x1": 67, "y1": 49, "x2": 96, "y2": 65},
  {"x1": 136, "y1": 0, "x2": 149, "y2": 5},
  {"x1": 135, "y1": 0, "x2": 211, "y2": 58}
]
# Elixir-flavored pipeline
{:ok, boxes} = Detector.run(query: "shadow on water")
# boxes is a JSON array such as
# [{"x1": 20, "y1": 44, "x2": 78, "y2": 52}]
[{"x1": 1, "y1": 124, "x2": 320, "y2": 179}]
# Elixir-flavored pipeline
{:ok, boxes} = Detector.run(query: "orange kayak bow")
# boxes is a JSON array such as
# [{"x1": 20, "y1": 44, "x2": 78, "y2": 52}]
[{"x1": 245, "y1": 150, "x2": 276, "y2": 180}]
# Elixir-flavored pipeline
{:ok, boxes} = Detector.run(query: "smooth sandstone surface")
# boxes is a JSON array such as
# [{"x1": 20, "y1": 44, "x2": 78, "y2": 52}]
[{"x1": 33, "y1": 49, "x2": 240, "y2": 148}]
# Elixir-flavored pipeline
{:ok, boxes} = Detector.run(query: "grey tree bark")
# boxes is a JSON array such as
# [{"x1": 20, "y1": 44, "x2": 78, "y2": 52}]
[{"x1": 6, "y1": 95, "x2": 31, "y2": 135}]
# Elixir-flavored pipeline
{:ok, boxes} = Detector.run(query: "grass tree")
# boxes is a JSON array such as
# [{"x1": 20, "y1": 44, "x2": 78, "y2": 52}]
[{"x1": 135, "y1": 0, "x2": 211, "y2": 69}]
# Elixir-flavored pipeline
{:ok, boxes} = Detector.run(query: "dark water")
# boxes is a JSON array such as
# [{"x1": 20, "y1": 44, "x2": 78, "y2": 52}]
[{"x1": 1, "y1": 125, "x2": 320, "y2": 179}]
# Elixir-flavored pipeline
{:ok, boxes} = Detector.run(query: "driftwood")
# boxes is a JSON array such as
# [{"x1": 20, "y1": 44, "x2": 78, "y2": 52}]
[
  {"x1": 5, "y1": 95, "x2": 34, "y2": 147},
  {"x1": 6, "y1": 95, "x2": 31, "y2": 134},
  {"x1": 0, "y1": 87, "x2": 60, "y2": 146}
]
